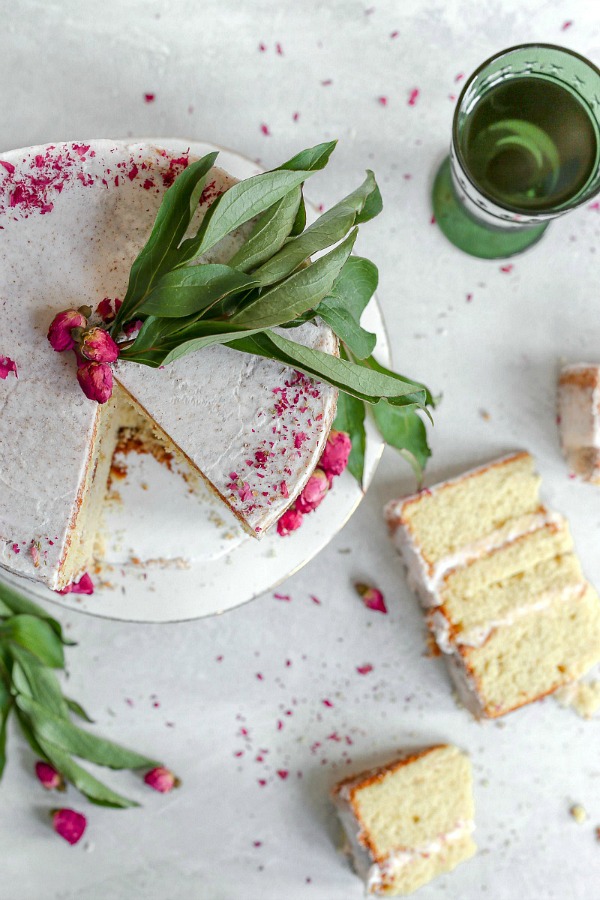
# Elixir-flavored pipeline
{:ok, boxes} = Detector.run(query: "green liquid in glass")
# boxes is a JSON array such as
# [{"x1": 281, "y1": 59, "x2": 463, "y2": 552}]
[{"x1": 459, "y1": 76, "x2": 599, "y2": 212}]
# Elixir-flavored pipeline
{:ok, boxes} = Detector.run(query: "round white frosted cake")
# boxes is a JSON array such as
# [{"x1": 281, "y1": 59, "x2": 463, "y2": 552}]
[{"x1": 0, "y1": 141, "x2": 338, "y2": 590}]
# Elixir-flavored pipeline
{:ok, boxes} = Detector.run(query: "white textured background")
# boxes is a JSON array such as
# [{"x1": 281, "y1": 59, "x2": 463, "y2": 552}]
[{"x1": 1, "y1": 1, "x2": 600, "y2": 898}]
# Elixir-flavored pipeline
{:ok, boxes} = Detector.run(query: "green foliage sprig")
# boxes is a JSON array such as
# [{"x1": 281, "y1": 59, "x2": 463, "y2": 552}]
[{"x1": 111, "y1": 142, "x2": 434, "y2": 484}]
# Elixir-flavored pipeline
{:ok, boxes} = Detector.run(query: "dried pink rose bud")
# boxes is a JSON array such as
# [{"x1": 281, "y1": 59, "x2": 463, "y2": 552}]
[
  {"x1": 35, "y1": 761, "x2": 65, "y2": 791},
  {"x1": 0, "y1": 355, "x2": 18, "y2": 379},
  {"x1": 76, "y1": 361, "x2": 113, "y2": 404},
  {"x1": 319, "y1": 430, "x2": 352, "y2": 476},
  {"x1": 295, "y1": 468, "x2": 329, "y2": 514},
  {"x1": 51, "y1": 808, "x2": 87, "y2": 845},
  {"x1": 277, "y1": 507, "x2": 304, "y2": 536},
  {"x1": 47, "y1": 309, "x2": 88, "y2": 352},
  {"x1": 79, "y1": 327, "x2": 120, "y2": 363},
  {"x1": 355, "y1": 582, "x2": 387, "y2": 614},
  {"x1": 123, "y1": 319, "x2": 143, "y2": 337},
  {"x1": 57, "y1": 572, "x2": 94, "y2": 596},
  {"x1": 144, "y1": 767, "x2": 181, "y2": 793}
]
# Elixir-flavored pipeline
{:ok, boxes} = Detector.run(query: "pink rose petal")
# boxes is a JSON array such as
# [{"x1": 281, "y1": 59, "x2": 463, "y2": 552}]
[{"x1": 0, "y1": 355, "x2": 17, "y2": 379}]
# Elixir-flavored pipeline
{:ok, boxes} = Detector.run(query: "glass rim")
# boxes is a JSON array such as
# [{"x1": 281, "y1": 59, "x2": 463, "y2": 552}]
[{"x1": 451, "y1": 42, "x2": 600, "y2": 217}]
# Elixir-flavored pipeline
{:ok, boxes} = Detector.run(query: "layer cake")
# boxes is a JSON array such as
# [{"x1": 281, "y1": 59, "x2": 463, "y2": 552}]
[{"x1": 0, "y1": 141, "x2": 338, "y2": 590}]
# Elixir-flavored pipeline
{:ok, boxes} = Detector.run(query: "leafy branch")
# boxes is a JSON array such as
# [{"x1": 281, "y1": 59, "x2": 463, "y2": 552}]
[
  {"x1": 0, "y1": 581, "x2": 159, "y2": 808},
  {"x1": 112, "y1": 141, "x2": 435, "y2": 484}
]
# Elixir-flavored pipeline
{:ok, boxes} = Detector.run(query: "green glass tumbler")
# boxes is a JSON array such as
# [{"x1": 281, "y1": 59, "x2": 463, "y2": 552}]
[{"x1": 432, "y1": 43, "x2": 600, "y2": 258}]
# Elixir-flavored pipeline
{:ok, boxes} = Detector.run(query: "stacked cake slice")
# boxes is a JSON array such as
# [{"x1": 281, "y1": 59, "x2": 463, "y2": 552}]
[{"x1": 385, "y1": 452, "x2": 600, "y2": 718}]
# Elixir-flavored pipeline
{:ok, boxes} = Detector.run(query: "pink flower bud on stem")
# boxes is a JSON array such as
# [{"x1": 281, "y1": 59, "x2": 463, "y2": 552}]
[
  {"x1": 295, "y1": 468, "x2": 329, "y2": 514},
  {"x1": 79, "y1": 327, "x2": 120, "y2": 363},
  {"x1": 47, "y1": 310, "x2": 88, "y2": 352},
  {"x1": 35, "y1": 761, "x2": 65, "y2": 791},
  {"x1": 76, "y1": 361, "x2": 113, "y2": 404},
  {"x1": 51, "y1": 808, "x2": 87, "y2": 845},
  {"x1": 355, "y1": 582, "x2": 387, "y2": 614},
  {"x1": 319, "y1": 430, "x2": 352, "y2": 477},
  {"x1": 144, "y1": 767, "x2": 181, "y2": 793},
  {"x1": 276, "y1": 507, "x2": 304, "y2": 536}
]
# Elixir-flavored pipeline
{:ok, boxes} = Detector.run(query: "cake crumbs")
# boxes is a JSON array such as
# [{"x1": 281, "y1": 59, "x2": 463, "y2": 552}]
[
  {"x1": 570, "y1": 803, "x2": 587, "y2": 824},
  {"x1": 554, "y1": 681, "x2": 600, "y2": 719}
]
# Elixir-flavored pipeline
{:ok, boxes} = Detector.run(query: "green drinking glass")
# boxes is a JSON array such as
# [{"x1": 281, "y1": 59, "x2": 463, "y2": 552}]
[{"x1": 432, "y1": 43, "x2": 600, "y2": 258}]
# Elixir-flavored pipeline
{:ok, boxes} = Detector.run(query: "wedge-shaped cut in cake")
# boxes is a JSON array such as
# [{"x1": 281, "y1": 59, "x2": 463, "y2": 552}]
[
  {"x1": 332, "y1": 745, "x2": 476, "y2": 896},
  {"x1": 385, "y1": 452, "x2": 600, "y2": 718},
  {"x1": 0, "y1": 141, "x2": 337, "y2": 590},
  {"x1": 557, "y1": 364, "x2": 600, "y2": 482}
]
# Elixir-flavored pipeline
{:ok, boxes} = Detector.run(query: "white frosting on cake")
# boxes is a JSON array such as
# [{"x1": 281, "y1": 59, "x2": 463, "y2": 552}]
[{"x1": 0, "y1": 141, "x2": 337, "y2": 589}]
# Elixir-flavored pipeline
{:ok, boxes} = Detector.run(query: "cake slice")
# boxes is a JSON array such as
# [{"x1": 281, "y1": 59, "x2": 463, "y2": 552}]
[
  {"x1": 557, "y1": 363, "x2": 600, "y2": 482},
  {"x1": 385, "y1": 452, "x2": 600, "y2": 718},
  {"x1": 0, "y1": 141, "x2": 337, "y2": 590},
  {"x1": 331, "y1": 745, "x2": 476, "y2": 896}
]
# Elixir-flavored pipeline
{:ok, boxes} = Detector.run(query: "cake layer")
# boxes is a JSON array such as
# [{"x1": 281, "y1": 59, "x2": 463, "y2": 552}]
[
  {"x1": 456, "y1": 584, "x2": 600, "y2": 717},
  {"x1": 432, "y1": 553, "x2": 585, "y2": 648},
  {"x1": 0, "y1": 141, "x2": 337, "y2": 589},
  {"x1": 385, "y1": 452, "x2": 540, "y2": 576},
  {"x1": 558, "y1": 364, "x2": 600, "y2": 482}
]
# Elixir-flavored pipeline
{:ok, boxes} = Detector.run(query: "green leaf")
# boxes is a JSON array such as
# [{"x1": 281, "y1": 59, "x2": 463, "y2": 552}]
[
  {"x1": 232, "y1": 229, "x2": 358, "y2": 329},
  {"x1": 14, "y1": 707, "x2": 47, "y2": 759},
  {"x1": 227, "y1": 187, "x2": 302, "y2": 273},
  {"x1": 333, "y1": 389, "x2": 367, "y2": 486},
  {"x1": 9, "y1": 645, "x2": 70, "y2": 719},
  {"x1": 37, "y1": 739, "x2": 139, "y2": 808},
  {"x1": 323, "y1": 256, "x2": 378, "y2": 321},
  {"x1": 226, "y1": 329, "x2": 427, "y2": 407},
  {"x1": 278, "y1": 141, "x2": 337, "y2": 172},
  {"x1": 0, "y1": 673, "x2": 12, "y2": 780},
  {"x1": 177, "y1": 168, "x2": 314, "y2": 264},
  {"x1": 317, "y1": 303, "x2": 376, "y2": 360},
  {"x1": 0, "y1": 581, "x2": 75, "y2": 645},
  {"x1": 137, "y1": 264, "x2": 257, "y2": 317},
  {"x1": 121, "y1": 319, "x2": 266, "y2": 368},
  {"x1": 290, "y1": 192, "x2": 307, "y2": 236},
  {"x1": 251, "y1": 170, "x2": 379, "y2": 287},
  {"x1": 16, "y1": 694, "x2": 158, "y2": 770},
  {"x1": 0, "y1": 615, "x2": 64, "y2": 668},
  {"x1": 113, "y1": 152, "x2": 218, "y2": 332},
  {"x1": 365, "y1": 355, "x2": 436, "y2": 410},
  {"x1": 65, "y1": 696, "x2": 94, "y2": 724},
  {"x1": 372, "y1": 401, "x2": 432, "y2": 483}
]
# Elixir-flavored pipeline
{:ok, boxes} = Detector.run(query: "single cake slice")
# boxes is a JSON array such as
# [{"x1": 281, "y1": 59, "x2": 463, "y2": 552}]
[
  {"x1": 557, "y1": 363, "x2": 600, "y2": 482},
  {"x1": 0, "y1": 141, "x2": 337, "y2": 590},
  {"x1": 332, "y1": 745, "x2": 476, "y2": 896},
  {"x1": 385, "y1": 452, "x2": 600, "y2": 718},
  {"x1": 384, "y1": 452, "x2": 547, "y2": 605},
  {"x1": 446, "y1": 585, "x2": 600, "y2": 717}
]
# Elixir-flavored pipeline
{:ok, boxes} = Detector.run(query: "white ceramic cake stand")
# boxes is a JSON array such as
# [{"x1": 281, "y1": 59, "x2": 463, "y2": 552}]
[{"x1": 0, "y1": 140, "x2": 390, "y2": 622}]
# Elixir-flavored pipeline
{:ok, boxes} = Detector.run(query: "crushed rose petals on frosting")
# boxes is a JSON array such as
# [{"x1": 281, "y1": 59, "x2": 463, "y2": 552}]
[
  {"x1": 144, "y1": 767, "x2": 181, "y2": 793},
  {"x1": 51, "y1": 808, "x2": 87, "y2": 845},
  {"x1": 35, "y1": 761, "x2": 65, "y2": 791},
  {"x1": 355, "y1": 582, "x2": 387, "y2": 614},
  {"x1": 0, "y1": 355, "x2": 17, "y2": 379}
]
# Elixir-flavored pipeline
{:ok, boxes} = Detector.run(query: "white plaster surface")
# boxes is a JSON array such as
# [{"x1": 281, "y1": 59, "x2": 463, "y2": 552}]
[{"x1": 1, "y1": 1, "x2": 600, "y2": 898}]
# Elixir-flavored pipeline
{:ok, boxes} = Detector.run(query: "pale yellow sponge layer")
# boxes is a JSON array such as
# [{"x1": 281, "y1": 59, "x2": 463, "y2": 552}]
[
  {"x1": 460, "y1": 585, "x2": 600, "y2": 717},
  {"x1": 439, "y1": 517, "x2": 574, "y2": 606},
  {"x1": 443, "y1": 553, "x2": 584, "y2": 641},
  {"x1": 397, "y1": 452, "x2": 540, "y2": 570},
  {"x1": 377, "y1": 834, "x2": 477, "y2": 896}
]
